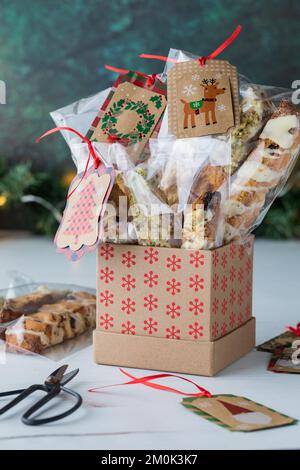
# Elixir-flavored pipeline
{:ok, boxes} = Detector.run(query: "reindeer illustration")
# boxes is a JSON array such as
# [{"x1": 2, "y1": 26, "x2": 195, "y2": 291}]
[{"x1": 181, "y1": 78, "x2": 226, "y2": 129}]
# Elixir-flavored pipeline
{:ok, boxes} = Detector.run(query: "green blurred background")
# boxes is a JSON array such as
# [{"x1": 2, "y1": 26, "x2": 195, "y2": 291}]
[{"x1": 0, "y1": 0, "x2": 299, "y2": 237}]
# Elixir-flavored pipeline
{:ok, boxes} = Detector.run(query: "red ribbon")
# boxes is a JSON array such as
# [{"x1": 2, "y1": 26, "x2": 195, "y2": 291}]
[
  {"x1": 88, "y1": 368, "x2": 212, "y2": 398},
  {"x1": 104, "y1": 64, "x2": 159, "y2": 87},
  {"x1": 287, "y1": 323, "x2": 300, "y2": 336},
  {"x1": 140, "y1": 24, "x2": 242, "y2": 66},
  {"x1": 36, "y1": 126, "x2": 101, "y2": 198}
]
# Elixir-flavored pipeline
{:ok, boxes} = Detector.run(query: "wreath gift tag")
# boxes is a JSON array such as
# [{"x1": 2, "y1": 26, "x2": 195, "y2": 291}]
[
  {"x1": 55, "y1": 164, "x2": 114, "y2": 254},
  {"x1": 168, "y1": 60, "x2": 239, "y2": 139},
  {"x1": 87, "y1": 72, "x2": 167, "y2": 158}
]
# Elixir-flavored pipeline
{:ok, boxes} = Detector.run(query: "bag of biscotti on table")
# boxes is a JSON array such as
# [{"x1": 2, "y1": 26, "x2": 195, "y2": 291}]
[{"x1": 0, "y1": 272, "x2": 97, "y2": 361}]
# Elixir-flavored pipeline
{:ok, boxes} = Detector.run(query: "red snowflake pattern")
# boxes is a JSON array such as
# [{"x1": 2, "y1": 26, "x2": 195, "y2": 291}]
[
  {"x1": 246, "y1": 280, "x2": 252, "y2": 296},
  {"x1": 212, "y1": 251, "x2": 219, "y2": 267},
  {"x1": 100, "y1": 244, "x2": 114, "y2": 260},
  {"x1": 122, "y1": 251, "x2": 136, "y2": 268},
  {"x1": 221, "y1": 252, "x2": 227, "y2": 269},
  {"x1": 237, "y1": 312, "x2": 244, "y2": 326},
  {"x1": 144, "y1": 294, "x2": 158, "y2": 312},
  {"x1": 189, "y1": 251, "x2": 204, "y2": 268},
  {"x1": 121, "y1": 297, "x2": 136, "y2": 314},
  {"x1": 189, "y1": 275, "x2": 204, "y2": 292},
  {"x1": 212, "y1": 321, "x2": 219, "y2": 338},
  {"x1": 99, "y1": 290, "x2": 114, "y2": 307},
  {"x1": 166, "y1": 278, "x2": 181, "y2": 295},
  {"x1": 165, "y1": 325, "x2": 181, "y2": 340},
  {"x1": 144, "y1": 317, "x2": 158, "y2": 335},
  {"x1": 121, "y1": 321, "x2": 136, "y2": 335},
  {"x1": 238, "y1": 290, "x2": 244, "y2": 306},
  {"x1": 166, "y1": 302, "x2": 181, "y2": 319},
  {"x1": 221, "y1": 322, "x2": 228, "y2": 336},
  {"x1": 212, "y1": 273, "x2": 219, "y2": 290},
  {"x1": 221, "y1": 275, "x2": 228, "y2": 292},
  {"x1": 230, "y1": 266, "x2": 236, "y2": 282},
  {"x1": 212, "y1": 298, "x2": 219, "y2": 315},
  {"x1": 144, "y1": 247, "x2": 159, "y2": 264},
  {"x1": 230, "y1": 244, "x2": 236, "y2": 259},
  {"x1": 246, "y1": 257, "x2": 252, "y2": 274},
  {"x1": 121, "y1": 274, "x2": 136, "y2": 292},
  {"x1": 99, "y1": 313, "x2": 114, "y2": 330},
  {"x1": 166, "y1": 254, "x2": 181, "y2": 272},
  {"x1": 229, "y1": 312, "x2": 236, "y2": 328},
  {"x1": 188, "y1": 322, "x2": 203, "y2": 339},
  {"x1": 239, "y1": 245, "x2": 244, "y2": 260},
  {"x1": 144, "y1": 270, "x2": 158, "y2": 288},
  {"x1": 99, "y1": 267, "x2": 114, "y2": 284},
  {"x1": 238, "y1": 267, "x2": 244, "y2": 284},
  {"x1": 221, "y1": 298, "x2": 228, "y2": 316},
  {"x1": 230, "y1": 289, "x2": 236, "y2": 304},
  {"x1": 245, "y1": 303, "x2": 251, "y2": 318},
  {"x1": 188, "y1": 298, "x2": 204, "y2": 316}
]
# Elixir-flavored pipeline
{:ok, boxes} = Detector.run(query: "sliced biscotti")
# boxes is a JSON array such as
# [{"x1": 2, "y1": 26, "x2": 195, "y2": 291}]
[
  {"x1": 5, "y1": 294, "x2": 96, "y2": 353},
  {"x1": 0, "y1": 288, "x2": 70, "y2": 323}
]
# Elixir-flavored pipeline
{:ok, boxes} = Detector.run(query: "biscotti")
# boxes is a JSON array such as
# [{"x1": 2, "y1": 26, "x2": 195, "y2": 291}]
[
  {"x1": 5, "y1": 292, "x2": 96, "y2": 353},
  {"x1": 224, "y1": 100, "x2": 300, "y2": 242},
  {"x1": 0, "y1": 288, "x2": 70, "y2": 323}
]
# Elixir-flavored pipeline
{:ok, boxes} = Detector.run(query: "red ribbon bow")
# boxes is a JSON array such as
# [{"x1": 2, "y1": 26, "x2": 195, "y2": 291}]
[
  {"x1": 36, "y1": 126, "x2": 101, "y2": 198},
  {"x1": 287, "y1": 323, "x2": 300, "y2": 336},
  {"x1": 88, "y1": 368, "x2": 212, "y2": 398},
  {"x1": 139, "y1": 24, "x2": 242, "y2": 66}
]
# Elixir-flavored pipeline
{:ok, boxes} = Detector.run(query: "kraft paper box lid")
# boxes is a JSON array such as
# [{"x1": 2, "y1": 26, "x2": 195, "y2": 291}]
[{"x1": 94, "y1": 318, "x2": 256, "y2": 377}]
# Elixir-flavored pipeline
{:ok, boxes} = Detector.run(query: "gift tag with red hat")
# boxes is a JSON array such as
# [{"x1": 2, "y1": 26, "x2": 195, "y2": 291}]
[
  {"x1": 89, "y1": 369, "x2": 296, "y2": 433},
  {"x1": 182, "y1": 394, "x2": 296, "y2": 432}
]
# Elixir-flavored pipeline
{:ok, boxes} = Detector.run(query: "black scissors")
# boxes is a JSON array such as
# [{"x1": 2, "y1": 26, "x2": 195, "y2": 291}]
[{"x1": 0, "y1": 365, "x2": 82, "y2": 425}]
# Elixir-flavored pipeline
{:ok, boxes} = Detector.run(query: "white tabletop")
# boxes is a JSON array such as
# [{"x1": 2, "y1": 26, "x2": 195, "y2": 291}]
[{"x1": 0, "y1": 234, "x2": 299, "y2": 450}]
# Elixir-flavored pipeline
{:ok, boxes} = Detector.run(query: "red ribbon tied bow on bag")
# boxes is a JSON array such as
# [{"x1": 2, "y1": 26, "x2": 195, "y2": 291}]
[
  {"x1": 36, "y1": 126, "x2": 102, "y2": 198},
  {"x1": 139, "y1": 25, "x2": 242, "y2": 66}
]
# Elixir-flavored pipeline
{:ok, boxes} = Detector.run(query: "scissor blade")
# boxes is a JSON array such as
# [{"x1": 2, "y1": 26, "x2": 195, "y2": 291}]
[
  {"x1": 60, "y1": 368, "x2": 79, "y2": 386},
  {"x1": 45, "y1": 365, "x2": 68, "y2": 385}
]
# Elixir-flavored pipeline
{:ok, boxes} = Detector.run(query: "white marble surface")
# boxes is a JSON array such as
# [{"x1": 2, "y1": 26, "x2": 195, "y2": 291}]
[{"x1": 0, "y1": 235, "x2": 299, "y2": 450}]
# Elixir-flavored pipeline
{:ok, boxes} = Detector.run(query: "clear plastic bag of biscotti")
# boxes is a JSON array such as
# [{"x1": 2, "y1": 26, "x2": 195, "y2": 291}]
[
  {"x1": 135, "y1": 134, "x2": 230, "y2": 249},
  {"x1": 112, "y1": 145, "x2": 180, "y2": 247},
  {"x1": 162, "y1": 48, "x2": 300, "y2": 245},
  {"x1": 0, "y1": 272, "x2": 96, "y2": 362}
]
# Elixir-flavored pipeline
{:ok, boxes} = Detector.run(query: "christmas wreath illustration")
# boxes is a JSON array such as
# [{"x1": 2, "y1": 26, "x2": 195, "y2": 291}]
[{"x1": 101, "y1": 95, "x2": 163, "y2": 144}]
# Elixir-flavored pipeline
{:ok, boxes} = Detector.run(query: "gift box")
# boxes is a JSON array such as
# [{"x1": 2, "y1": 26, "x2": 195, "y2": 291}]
[{"x1": 93, "y1": 236, "x2": 255, "y2": 376}]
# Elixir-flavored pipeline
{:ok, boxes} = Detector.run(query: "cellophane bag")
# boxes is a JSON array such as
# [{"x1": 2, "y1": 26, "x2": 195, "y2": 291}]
[
  {"x1": 50, "y1": 53, "x2": 300, "y2": 250},
  {"x1": 160, "y1": 48, "x2": 300, "y2": 245}
]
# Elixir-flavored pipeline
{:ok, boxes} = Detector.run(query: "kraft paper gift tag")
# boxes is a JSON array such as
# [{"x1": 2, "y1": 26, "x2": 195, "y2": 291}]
[
  {"x1": 268, "y1": 346, "x2": 300, "y2": 374},
  {"x1": 182, "y1": 395, "x2": 296, "y2": 432},
  {"x1": 87, "y1": 71, "x2": 167, "y2": 159},
  {"x1": 55, "y1": 164, "x2": 114, "y2": 255},
  {"x1": 257, "y1": 330, "x2": 299, "y2": 353},
  {"x1": 168, "y1": 60, "x2": 239, "y2": 139}
]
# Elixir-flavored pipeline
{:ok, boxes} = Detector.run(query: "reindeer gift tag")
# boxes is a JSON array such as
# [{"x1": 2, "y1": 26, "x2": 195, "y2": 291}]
[{"x1": 168, "y1": 60, "x2": 239, "y2": 139}]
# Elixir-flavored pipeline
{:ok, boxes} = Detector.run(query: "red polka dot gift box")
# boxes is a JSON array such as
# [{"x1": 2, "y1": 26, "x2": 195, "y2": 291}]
[{"x1": 94, "y1": 238, "x2": 255, "y2": 376}]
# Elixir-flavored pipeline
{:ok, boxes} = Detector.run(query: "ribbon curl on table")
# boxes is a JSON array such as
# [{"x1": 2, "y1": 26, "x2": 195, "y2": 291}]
[
  {"x1": 36, "y1": 127, "x2": 102, "y2": 198},
  {"x1": 88, "y1": 368, "x2": 212, "y2": 398},
  {"x1": 139, "y1": 24, "x2": 242, "y2": 66}
]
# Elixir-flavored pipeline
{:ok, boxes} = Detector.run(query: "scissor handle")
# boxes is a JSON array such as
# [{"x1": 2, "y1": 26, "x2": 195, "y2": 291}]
[
  {"x1": 22, "y1": 385, "x2": 82, "y2": 426},
  {"x1": 0, "y1": 385, "x2": 46, "y2": 416}
]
